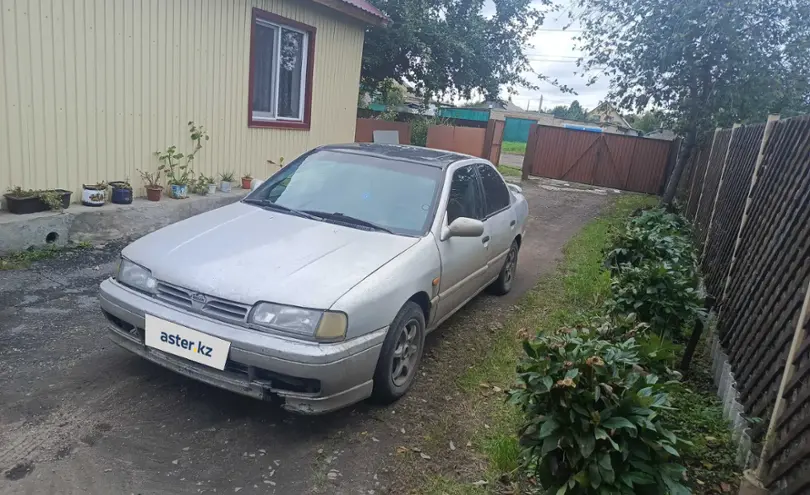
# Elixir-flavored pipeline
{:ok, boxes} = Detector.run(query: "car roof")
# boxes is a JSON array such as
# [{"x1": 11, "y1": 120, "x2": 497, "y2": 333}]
[{"x1": 317, "y1": 143, "x2": 475, "y2": 169}]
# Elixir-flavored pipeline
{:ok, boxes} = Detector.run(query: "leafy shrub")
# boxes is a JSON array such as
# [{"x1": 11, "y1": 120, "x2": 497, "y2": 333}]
[
  {"x1": 410, "y1": 115, "x2": 451, "y2": 147},
  {"x1": 577, "y1": 313, "x2": 684, "y2": 378},
  {"x1": 605, "y1": 208, "x2": 696, "y2": 277},
  {"x1": 510, "y1": 329, "x2": 690, "y2": 495},
  {"x1": 606, "y1": 261, "x2": 703, "y2": 339}
]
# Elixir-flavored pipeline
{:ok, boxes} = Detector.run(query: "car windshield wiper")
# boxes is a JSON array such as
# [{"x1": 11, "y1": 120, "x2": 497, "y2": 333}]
[
  {"x1": 302, "y1": 210, "x2": 394, "y2": 234},
  {"x1": 243, "y1": 198, "x2": 322, "y2": 221}
]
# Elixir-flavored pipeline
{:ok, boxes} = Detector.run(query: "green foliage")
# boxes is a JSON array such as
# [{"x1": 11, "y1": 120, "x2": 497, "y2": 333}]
[
  {"x1": 410, "y1": 115, "x2": 451, "y2": 146},
  {"x1": 219, "y1": 171, "x2": 235, "y2": 182},
  {"x1": 138, "y1": 168, "x2": 163, "y2": 189},
  {"x1": 191, "y1": 174, "x2": 215, "y2": 195},
  {"x1": 362, "y1": 0, "x2": 552, "y2": 101},
  {"x1": 607, "y1": 261, "x2": 702, "y2": 339},
  {"x1": 510, "y1": 329, "x2": 690, "y2": 495},
  {"x1": 604, "y1": 208, "x2": 703, "y2": 339},
  {"x1": 5, "y1": 187, "x2": 66, "y2": 211},
  {"x1": 605, "y1": 208, "x2": 694, "y2": 274},
  {"x1": 154, "y1": 121, "x2": 209, "y2": 186},
  {"x1": 626, "y1": 112, "x2": 666, "y2": 134},
  {"x1": 552, "y1": 100, "x2": 588, "y2": 121},
  {"x1": 574, "y1": 0, "x2": 810, "y2": 130}
]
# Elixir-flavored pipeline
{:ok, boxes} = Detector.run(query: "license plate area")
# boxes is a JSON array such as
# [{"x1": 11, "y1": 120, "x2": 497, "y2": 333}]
[{"x1": 144, "y1": 314, "x2": 231, "y2": 370}]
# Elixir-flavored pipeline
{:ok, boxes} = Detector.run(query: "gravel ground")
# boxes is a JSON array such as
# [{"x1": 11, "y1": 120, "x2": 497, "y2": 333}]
[{"x1": 0, "y1": 182, "x2": 609, "y2": 495}]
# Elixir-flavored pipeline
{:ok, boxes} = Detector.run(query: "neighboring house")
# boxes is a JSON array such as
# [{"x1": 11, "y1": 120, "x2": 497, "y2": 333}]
[
  {"x1": 587, "y1": 102, "x2": 636, "y2": 132},
  {"x1": 0, "y1": 0, "x2": 387, "y2": 197},
  {"x1": 491, "y1": 109, "x2": 640, "y2": 143}
]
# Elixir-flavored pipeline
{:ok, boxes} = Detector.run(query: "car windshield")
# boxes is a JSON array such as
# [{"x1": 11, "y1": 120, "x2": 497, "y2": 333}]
[{"x1": 246, "y1": 149, "x2": 444, "y2": 236}]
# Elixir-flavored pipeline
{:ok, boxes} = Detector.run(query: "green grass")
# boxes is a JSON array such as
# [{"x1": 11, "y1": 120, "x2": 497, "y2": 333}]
[
  {"x1": 502, "y1": 141, "x2": 527, "y2": 155},
  {"x1": 498, "y1": 165, "x2": 522, "y2": 178},
  {"x1": 0, "y1": 241, "x2": 92, "y2": 270}
]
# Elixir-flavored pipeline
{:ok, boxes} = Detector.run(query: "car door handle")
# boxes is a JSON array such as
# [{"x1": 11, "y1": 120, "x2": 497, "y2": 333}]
[
  {"x1": 510, "y1": 220, "x2": 516, "y2": 227},
  {"x1": 482, "y1": 236, "x2": 490, "y2": 244}
]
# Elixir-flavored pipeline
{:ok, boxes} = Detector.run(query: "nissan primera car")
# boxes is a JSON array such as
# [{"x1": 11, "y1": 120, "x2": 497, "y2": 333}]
[{"x1": 100, "y1": 144, "x2": 528, "y2": 413}]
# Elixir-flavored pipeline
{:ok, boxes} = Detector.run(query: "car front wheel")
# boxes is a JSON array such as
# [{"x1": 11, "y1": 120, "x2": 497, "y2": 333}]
[{"x1": 371, "y1": 301, "x2": 425, "y2": 403}]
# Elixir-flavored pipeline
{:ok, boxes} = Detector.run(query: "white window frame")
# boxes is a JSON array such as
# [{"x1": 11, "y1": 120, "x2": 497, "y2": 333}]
[{"x1": 251, "y1": 18, "x2": 309, "y2": 123}]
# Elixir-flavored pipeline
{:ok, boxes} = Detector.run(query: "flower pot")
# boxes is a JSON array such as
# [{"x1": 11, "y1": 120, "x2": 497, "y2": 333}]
[
  {"x1": 3, "y1": 190, "x2": 72, "y2": 214},
  {"x1": 207, "y1": 183, "x2": 217, "y2": 195},
  {"x1": 241, "y1": 178, "x2": 253, "y2": 189},
  {"x1": 220, "y1": 181, "x2": 232, "y2": 193},
  {"x1": 146, "y1": 187, "x2": 163, "y2": 202},
  {"x1": 82, "y1": 184, "x2": 106, "y2": 207},
  {"x1": 170, "y1": 184, "x2": 188, "y2": 199},
  {"x1": 110, "y1": 184, "x2": 133, "y2": 205}
]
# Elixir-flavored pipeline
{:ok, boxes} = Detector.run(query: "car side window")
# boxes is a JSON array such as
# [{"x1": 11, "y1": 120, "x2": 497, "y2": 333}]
[
  {"x1": 446, "y1": 165, "x2": 483, "y2": 224},
  {"x1": 477, "y1": 163, "x2": 511, "y2": 216}
]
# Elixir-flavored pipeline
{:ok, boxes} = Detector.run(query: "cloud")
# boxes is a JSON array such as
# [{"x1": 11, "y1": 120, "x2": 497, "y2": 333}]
[{"x1": 497, "y1": 1, "x2": 611, "y2": 111}]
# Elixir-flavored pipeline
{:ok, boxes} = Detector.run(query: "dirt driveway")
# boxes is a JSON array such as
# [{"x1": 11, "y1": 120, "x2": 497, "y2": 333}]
[{"x1": 0, "y1": 182, "x2": 609, "y2": 495}]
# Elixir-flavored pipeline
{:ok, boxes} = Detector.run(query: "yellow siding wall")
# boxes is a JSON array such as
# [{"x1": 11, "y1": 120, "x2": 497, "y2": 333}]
[{"x1": 0, "y1": 0, "x2": 365, "y2": 197}]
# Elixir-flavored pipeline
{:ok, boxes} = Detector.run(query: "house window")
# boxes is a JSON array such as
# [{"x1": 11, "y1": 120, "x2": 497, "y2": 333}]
[{"x1": 249, "y1": 9, "x2": 315, "y2": 129}]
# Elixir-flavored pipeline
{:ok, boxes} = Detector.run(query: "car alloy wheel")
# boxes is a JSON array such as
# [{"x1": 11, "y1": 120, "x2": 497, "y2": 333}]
[
  {"x1": 503, "y1": 245, "x2": 518, "y2": 291},
  {"x1": 391, "y1": 318, "x2": 420, "y2": 387}
]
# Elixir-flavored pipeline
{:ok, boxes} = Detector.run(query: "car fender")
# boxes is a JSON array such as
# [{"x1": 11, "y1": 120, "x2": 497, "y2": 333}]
[{"x1": 329, "y1": 234, "x2": 441, "y2": 340}]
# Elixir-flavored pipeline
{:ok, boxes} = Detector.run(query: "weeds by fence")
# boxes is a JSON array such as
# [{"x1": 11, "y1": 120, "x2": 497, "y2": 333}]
[{"x1": 677, "y1": 114, "x2": 810, "y2": 491}]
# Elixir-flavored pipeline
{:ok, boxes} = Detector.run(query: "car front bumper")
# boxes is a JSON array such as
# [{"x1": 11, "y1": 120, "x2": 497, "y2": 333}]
[{"x1": 99, "y1": 279, "x2": 386, "y2": 414}]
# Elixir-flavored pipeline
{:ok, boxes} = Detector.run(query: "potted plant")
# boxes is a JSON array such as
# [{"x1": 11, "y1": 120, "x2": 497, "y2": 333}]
[
  {"x1": 82, "y1": 181, "x2": 107, "y2": 207},
  {"x1": 191, "y1": 174, "x2": 216, "y2": 196},
  {"x1": 138, "y1": 168, "x2": 164, "y2": 201},
  {"x1": 156, "y1": 122, "x2": 210, "y2": 200},
  {"x1": 241, "y1": 172, "x2": 253, "y2": 189},
  {"x1": 3, "y1": 187, "x2": 72, "y2": 214},
  {"x1": 219, "y1": 171, "x2": 235, "y2": 193},
  {"x1": 109, "y1": 181, "x2": 133, "y2": 204}
]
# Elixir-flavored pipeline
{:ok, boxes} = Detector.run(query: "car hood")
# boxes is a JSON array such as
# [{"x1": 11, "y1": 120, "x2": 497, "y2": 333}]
[{"x1": 122, "y1": 202, "x2": 420, "y2": 309}]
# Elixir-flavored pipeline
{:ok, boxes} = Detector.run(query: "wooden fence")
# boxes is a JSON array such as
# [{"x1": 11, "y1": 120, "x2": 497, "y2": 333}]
[
  {"x1": 677, "y1": 114, "x2": 810, "y2": 491},
  {"x1": 354, "y1": 118, "x2": 412, "y2": 145},
  {"x1": 522, "y1": 124, "x2": 676, "y2": 194},
  {"x1": 354, "y1": 119, "x2": 505, "y2": 162}
]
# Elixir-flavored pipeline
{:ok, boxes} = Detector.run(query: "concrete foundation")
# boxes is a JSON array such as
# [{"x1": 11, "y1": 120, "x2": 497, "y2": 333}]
[{"x1": 0, "y1": 190, "x2": 247, "y2": 254}]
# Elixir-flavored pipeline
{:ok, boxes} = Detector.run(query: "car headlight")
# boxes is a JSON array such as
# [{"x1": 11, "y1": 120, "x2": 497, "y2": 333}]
[
  {"x1": 250, "y1": 302, "x2": 347, "y2": 341},
  {"x1": 117, "y1": 258, "x2": 157, "y2": 294}
]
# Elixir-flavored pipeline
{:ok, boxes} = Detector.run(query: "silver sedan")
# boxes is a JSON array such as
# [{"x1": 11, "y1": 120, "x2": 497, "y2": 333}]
[{"x1": 99, "y1": 144, "x2": 529, "y2": 414}]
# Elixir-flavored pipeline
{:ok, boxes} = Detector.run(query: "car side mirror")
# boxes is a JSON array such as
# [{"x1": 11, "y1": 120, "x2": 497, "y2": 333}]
[{"x1": 442, "y1": 217, "x2": 484, "y2": 241}]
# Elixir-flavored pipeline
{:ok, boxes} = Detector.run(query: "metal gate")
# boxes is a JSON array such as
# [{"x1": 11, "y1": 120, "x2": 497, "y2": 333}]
[{"x1": 523, "y1": 124, "x2": 675, "y2": 194}]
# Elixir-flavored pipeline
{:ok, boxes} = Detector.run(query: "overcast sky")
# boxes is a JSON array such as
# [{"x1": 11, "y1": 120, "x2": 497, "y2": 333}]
[{"x1": 485, "y1": 1, "x2": 610, "y2": 112}]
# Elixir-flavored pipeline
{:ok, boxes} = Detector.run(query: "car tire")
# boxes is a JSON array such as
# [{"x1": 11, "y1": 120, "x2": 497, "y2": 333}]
[
  {"x1": 490, "y1": 240, "x2": 519, "y2": 296},
  {"x1": 370, "y1": 301, "x2": 426, "y2": 404}
]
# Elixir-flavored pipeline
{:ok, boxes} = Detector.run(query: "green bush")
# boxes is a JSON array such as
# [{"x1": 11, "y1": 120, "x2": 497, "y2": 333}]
[
  {"x1": 510, "y1": 328, "x2": 690, "y2": 495},
  {"x1": 605, "y1": 208, "x2": 696, "y2": 277},
  {"x1": 606, "y1": 261, "x2": 703, "y2": 339}
]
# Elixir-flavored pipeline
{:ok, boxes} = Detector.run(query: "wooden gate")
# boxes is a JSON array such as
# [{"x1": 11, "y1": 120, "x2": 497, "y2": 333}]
[
  {"x1": 522, "y1": 124, "x2": 675, "y2": 194},
  {"x1": 483, "y1": 119, "x2": 505, "y2": 163},
  {"x1": 426, "y1": 120, "x2": 505, "y2": 161}
]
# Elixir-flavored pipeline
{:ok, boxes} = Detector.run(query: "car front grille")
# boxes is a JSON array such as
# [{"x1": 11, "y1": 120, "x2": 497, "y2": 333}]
[{"x1": 155, "y1": 281, "x2": 250, "y2": 323}]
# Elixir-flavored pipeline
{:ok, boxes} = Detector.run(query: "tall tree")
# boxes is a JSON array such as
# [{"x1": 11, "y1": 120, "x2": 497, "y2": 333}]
[
  {"x1": 550, "y1": 101, "x2": 587, "y2": 121},
  {"x1": 626, "y1": 111, "x2": 665, "y2": 134},
  {"x1": 574, "y1": 0, "x2": 810, "y2": 203},
  {"x1": 566, "y1": 100, "x2": 585, "y2": 121},
  {"x1": 361, "y1": 0, "x2": 551, "y2": 101}
]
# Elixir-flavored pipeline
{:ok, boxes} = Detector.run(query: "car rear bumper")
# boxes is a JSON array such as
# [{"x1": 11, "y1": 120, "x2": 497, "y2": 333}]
[{"x1": 99, "y1": 279, "x2": 386, "y2": 414}]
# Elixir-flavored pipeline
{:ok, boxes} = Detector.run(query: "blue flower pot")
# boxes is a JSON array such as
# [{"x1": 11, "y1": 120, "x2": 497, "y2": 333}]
[
  {"x1": 110, "y1": 185, "x2": 133, "y2": 204},
  {"x1": 170, "y1": 184, "x2": 188, "y2": 199}
]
